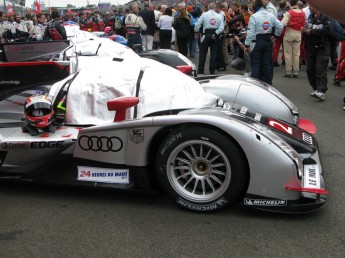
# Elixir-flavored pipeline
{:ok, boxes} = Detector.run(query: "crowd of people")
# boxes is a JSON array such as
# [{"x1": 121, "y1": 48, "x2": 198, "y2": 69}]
[
  {"x1": 0, "y1": 0, "x2": 344, "y2": 109},
  {"x1": 0, "y1": 10, "x2": 67, "y2": 42}
]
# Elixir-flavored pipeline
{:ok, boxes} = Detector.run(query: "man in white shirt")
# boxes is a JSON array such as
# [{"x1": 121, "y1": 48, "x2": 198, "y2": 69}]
[
  {"x1": 263, "y1": 0, "x2": 278, "y2": 17},
  {"x1": 303, "y1": 5, "x2": 311, "y2": 21}
]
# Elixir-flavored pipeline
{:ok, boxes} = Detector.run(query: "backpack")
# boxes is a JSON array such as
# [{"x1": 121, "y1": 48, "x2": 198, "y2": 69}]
[
  {"x1": 330, "y1": 18, "x2": 344, "y2": 41},
  {"x1": 114, "y1": 16, "x2": 124, "y2": 30}
]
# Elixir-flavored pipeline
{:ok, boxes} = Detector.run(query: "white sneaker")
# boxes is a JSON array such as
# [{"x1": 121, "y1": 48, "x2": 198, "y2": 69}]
[
  {"x1": 343, "y1": 106, "x2": 345, "y2": 111},
  {"x1": 310, "y1": 90, "x2": 317, "y2": 97},
  {"x1": 315, "y1": 91, "x2": 325, "y2": 101}
]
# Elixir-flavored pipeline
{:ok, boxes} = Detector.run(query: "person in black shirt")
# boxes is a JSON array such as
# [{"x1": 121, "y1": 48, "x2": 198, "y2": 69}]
[
  {"x1": 303, "y1": 5, "x2": 330, "y2": 101},
  {"x1": 45, "y1": 10, "x2": 67, "y2": 40}
]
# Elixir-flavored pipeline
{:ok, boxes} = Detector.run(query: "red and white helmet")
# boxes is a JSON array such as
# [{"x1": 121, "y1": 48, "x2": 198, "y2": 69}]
[
  {"x1": 24, "y1": 95, "x2": 54, "y2": 129},
  {"x1": 104, "y1": 26, "x2": 112, "y2": 34}
]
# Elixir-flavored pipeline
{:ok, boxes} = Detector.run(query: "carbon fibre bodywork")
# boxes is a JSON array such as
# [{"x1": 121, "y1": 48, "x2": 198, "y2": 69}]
[{"x1": 0, "y1": 106, "x2": 327, "y2": 213}]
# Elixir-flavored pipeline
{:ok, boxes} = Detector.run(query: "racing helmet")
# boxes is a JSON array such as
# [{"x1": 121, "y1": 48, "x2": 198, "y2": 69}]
[
  {"x1": 24, "y1": 95, "x2": 54, "y2": 128},
  {"x1": 104, "y1": 26, "x2": 112, "y2": 34}
]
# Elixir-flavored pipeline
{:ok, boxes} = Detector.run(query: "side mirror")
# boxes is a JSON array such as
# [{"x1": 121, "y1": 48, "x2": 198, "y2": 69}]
[{"x1": 107, "y1": 97, "x2": 139, "y2": 122}]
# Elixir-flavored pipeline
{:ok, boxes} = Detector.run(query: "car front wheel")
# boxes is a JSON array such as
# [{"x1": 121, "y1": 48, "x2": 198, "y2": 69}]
[{"x1": 155, "y1": 126, "x2": 248, "y2": 212}]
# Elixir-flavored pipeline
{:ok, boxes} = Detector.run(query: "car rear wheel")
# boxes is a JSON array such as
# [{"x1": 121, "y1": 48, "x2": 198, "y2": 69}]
[{"x1": 155, "y1": 126, "x2": 247, "y2": 212}]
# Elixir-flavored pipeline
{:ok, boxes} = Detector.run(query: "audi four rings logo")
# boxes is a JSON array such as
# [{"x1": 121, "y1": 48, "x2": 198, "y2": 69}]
[{"x1": 78, "y1": 136, "x2": 123, "y2": 152}]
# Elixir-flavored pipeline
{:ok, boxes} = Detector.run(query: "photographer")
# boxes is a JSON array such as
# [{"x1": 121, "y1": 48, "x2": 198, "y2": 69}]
[
  {"x1": 228, "y1": 5, "x2": 251, "y2": 61},
  {"x1": 233, "y1": 31, "x2": 251, "y2": 76}
]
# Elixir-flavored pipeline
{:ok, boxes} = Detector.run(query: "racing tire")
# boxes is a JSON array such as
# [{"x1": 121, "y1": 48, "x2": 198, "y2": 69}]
[{"x1": 155, "y1": 126, "x2": 248, "y2": 212}]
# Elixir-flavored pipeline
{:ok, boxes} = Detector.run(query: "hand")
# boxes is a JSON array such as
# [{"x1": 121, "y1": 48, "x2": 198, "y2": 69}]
[
  {"x1": 271, "y1": 36, "x2": 276, "y2": 43},
  {"x1": 195, "y1": 32, "x2": 199, "y2": 39},
  {"x1": 305, "y1": 29, "x2": 311, "y2": 35},
  {"x1": 234, "y1": 35, "x2": 240, "y2": 43},
  {"x1": 244, "y1": 47, "x2": 250, "y2": 55}
]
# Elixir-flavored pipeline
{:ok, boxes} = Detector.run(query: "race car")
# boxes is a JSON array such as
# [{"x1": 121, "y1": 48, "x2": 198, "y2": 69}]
[
  {"x1": 0, "y1": 98, "x2": 327, "y2": 213},
  {"x1": 0, "y1": 55, "x2": 327, "y2": 213}
]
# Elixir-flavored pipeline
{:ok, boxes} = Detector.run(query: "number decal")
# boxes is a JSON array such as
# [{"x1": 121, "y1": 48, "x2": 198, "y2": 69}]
[
  {"x1": 268, "y1": 119, "x2": 293, "y2": 135},
  {"x1": 80, "y1": 171, "x2": 91, "y2": 177}
]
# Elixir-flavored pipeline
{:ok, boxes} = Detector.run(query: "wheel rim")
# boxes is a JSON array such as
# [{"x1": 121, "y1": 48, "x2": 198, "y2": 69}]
[{"x1": 166, "y1": 140, "x2": 231, "y2": 203}]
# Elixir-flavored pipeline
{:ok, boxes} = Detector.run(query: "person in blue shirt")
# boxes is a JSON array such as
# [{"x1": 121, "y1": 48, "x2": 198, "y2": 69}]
[{"x1": 244, "y1": 0, "x2": 283, "y2": 85}]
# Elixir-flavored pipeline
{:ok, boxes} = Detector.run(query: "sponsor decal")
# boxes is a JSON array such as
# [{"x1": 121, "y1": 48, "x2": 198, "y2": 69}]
[
  {"x1": 268, "y1": 118, "x2": 293, "y2": 135},
  {"x1": 244, "y1": 198, "x2": 287, "y2": 206},
  {"x1": 129, "y1": 129, "x2": 144, "y2": 144},
  {"x1": 78, "y1": 135, "x2": 123, "y2": 152},
  {"x1": 0, "y1": 80, "x2": 20, "y2": 85},
  {"x1": 30, "y1": 141, "x2": 64, "y2": 148},
  {"x1": 1, "y1": 142, "x2": 29, "y2": 150},
  {"x1": 302, "y1": 133, "x2": 313, "y2": 145},
  {"x1": 160, "y1": 133, "x2": 183, "y2": 155},
  {"x1": 240, "y1": 106, "x2": 248, "y2": 115},
  {"x1": 254, "y1": 113, "x2": 262, "y2": 121},
  {"x1": 5, "y1": 45, "x2": 34, "y2": 52},
  {"x1": 304, "y1": 164, "x2": 320, "y2": 188},
  {"x1": 177, "y1": 197, "x2": 228, "y2": 211},
  {"x1": 209, "y1": 18, "x2": 216, "y2": 26},
  {"x1": 77, "y1": 166, "x2": 129, "y2": 184},
  {"x1": 262, "y1": 21, "x2": 271, "y2": 30}
]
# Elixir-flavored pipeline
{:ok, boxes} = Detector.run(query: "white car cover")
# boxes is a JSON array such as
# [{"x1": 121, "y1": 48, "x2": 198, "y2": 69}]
[{"x1": 49, "y1": 55, "x2": 219, "y2": 125}]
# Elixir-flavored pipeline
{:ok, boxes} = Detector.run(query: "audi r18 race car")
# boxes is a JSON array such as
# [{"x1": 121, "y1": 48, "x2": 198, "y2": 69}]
[
  {"x1": 0, "y1": 97, "x2": 327, "y2": 213},
  {"x1": 0, "y1": 52, "x2": 327, "y2": 213}
]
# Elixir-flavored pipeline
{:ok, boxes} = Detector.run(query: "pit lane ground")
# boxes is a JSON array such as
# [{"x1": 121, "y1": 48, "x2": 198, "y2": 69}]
[{"x1": 0, "y1": 57, "x2": 345, "y2": 257}]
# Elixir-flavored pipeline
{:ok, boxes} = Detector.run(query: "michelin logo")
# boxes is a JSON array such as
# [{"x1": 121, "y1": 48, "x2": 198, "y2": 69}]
[
  {"x1": 244, "y1": 198, "x2": 287, "y2": 206},
  {"x1": 177, "y1": 197, "x2": 228, "y2": 211}
]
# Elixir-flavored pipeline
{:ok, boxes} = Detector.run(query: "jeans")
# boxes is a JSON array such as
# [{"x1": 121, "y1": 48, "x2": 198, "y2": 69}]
[
  {"x1": 127, "y1": 34, "x2": 143, "y2": 53},
  {"x1": 198, "y1": 34, "x2": 218, "y2": 74},
  {"x1": 188, "y1": 34, "x2": 197, "y2": 57},
  {"x1": 250, "y1": 40, "x2": 273, "y2": 85},
  {"x1": 232, "y1": 44, "x2": 239, "y2": 60}
]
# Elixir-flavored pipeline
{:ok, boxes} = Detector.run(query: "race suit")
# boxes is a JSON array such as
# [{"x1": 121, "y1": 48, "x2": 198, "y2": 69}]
[
  {"x1": 245, "y1": 7, "x2": 283, "y2": 85},
  {"x1": 125, "y1": 13, "x2": 147, "y2": 52},
  {"x1": 194, "y1": 9, "x2": 224, "y2": 74},
  {"x1": 45, "y1": 20, "x2": 67, "y2": 40},
  {"x1": 30, "y1": 22, "x2": 47, "y2": 40}
]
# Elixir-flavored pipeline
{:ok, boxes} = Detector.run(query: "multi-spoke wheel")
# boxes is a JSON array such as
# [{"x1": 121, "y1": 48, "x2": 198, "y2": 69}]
[{"x1": 156, "y1": 126, "x2": 248, "y2": 212}]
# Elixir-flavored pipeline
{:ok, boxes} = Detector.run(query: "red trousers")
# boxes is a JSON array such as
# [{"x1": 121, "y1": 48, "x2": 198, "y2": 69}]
[
  {"x1": 336, "y1": 41, "x2": 345, "y2": 81},
  {"x1": 300, "y1": 35, "x2": 306, "y2": 62},
  {"x1": 273, "y1": 28, "x2": 285, "y2": 63}
]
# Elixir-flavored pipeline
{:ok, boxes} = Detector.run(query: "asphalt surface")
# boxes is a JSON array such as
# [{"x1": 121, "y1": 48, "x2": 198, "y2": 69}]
[{"x1": 1, "y1": 53, "x2": 345, "y2": 258}]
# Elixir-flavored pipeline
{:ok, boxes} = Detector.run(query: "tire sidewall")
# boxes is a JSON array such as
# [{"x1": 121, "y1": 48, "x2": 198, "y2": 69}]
[{"x1": 156, "y1": 126, "x2": 247, "y2": 212}]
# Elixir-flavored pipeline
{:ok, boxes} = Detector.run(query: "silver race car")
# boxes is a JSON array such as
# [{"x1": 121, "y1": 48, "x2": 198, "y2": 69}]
[
  {"x1": 0, "y1": 56, "x2": 327, "y2": 213},
  {"x1": 0, "y1": 95, "x2": 327, "y2": 213}
]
